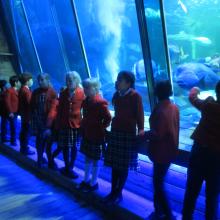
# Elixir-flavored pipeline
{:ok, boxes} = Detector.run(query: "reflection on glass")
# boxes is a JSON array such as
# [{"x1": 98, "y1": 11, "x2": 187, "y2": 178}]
[
  {"x1": 8, "y1": 0, "x2": 41, "y2": 75},
  {"x1": 74, "y1": 0, "x2": 150, "y2": 113},
  {"x1": 164, "y1": 0, "x2": 220, "y2": 129},
  {"x1": 143, "y1": 0, "x2": 170, "y2": 83}
]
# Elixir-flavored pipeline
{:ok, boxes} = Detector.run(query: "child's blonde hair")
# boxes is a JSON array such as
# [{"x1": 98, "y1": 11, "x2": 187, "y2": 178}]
[
  {"x1": 82, "y1": 77, "x2": 101, "y2": 93},
  {"x1": 66, "y1": 71, "x2": 81, "y2": 86}
]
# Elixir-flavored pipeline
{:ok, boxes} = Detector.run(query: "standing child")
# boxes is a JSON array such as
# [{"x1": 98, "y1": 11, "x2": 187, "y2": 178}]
[
  {"x1": 56, "y1": 71, "x2": 84, "y2": 178},
  {"x1": 18, "y1": 73, "x2": 35, "y2": 155},
  {"x1": 78, "y1": 78, "x2": 111, "y2": 192},
  {"x1": 0, "y1": 79, "x2": 7, "y2": 143},
  {"x1": 4, "y1": 75, "x2": 20, "y2": 146},
  {"x1": 145, "y1": 80, "x2": 179, "y2": 220},
  {"x1": 104, "y1": 71, "x2": 144, "y2": 204},
  {"x1": 31, "y1": 73, "x2": 57, "y2": 167}
]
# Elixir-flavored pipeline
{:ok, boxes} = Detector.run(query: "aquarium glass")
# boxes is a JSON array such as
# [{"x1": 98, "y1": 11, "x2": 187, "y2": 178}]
[
  {"x1": 74, "y1": 0, "x2": 150, "y2": 113},
  {"x1": 143, "y1": 0, "x2": 170, "y2": 83},
  {"x1": 22, "y1": 0, "x2": 88, "y2": 90}
]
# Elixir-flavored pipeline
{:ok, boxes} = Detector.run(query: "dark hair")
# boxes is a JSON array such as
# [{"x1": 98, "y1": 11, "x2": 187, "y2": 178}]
[
  {"x1": 117, "y1": 71, "x2": 135, "y2": 89},
  {"x1": 9, "y1": 75, "x2": 19, "y2": 87},
  {"x1": 0, "y1": 80, "x2": 7, "y2": 91},
  {"x1": 19, "y1": 72, "x2": 32, "y2": 85},
  {"x1": 155, "y1": 80, "x2": 173, "y2": 100},
  {"x1": 37, "y1": 73, "x2": 50, "y2": 81}
]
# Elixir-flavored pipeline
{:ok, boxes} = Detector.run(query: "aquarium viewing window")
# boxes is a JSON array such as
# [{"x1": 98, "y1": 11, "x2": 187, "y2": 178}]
[{"x1": 2, "y1": 0, "x2": 220, "y2": 154}]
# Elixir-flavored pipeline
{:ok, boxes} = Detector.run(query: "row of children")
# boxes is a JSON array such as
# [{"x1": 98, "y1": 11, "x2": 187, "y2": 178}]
[{"x1": 0, "y1": 70, "x2": 219, "y2": 220}]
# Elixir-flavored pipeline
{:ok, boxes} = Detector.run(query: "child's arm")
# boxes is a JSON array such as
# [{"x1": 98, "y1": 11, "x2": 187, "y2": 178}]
[{"x1": 189, "y1": 87, "x2": 214, "y2": 111}]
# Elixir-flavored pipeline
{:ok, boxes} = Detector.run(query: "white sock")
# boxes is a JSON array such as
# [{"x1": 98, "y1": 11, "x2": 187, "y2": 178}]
[
  {"x1": 84, "y1": 157, "x2": 92, "y2": 183},
  {"x1": 90, "y1": 160, "x2": 100, "y2": 186}
]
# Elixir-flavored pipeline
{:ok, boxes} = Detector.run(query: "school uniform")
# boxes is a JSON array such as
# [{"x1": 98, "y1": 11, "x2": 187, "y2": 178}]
[
  {"x1": 56, "y1": 87, "x2": 84, "y2": 174},
  {"x1": 104, "y1": 88, "x2": 144, "y2": 170},
  {"x1": 182, "y1": 88, "x2": 220, "y2": 220},
  {"x1": 147, "y1": 99, "x2": 179, "y2": 219},
  {"x1": 31, "y1": 87, "x2": 57, "y2": 165},
  {"x1": 18, "y1": 86, "x2": 32, "y2": 153},
  {"x1": 104, "y1": 88, "x2": 144, "y2": 203},
  {"x1": 4, "y1": 87, "x2": 19, "y2": 144},
  {"x1": 80, "y1": 94, "x2": 111, "y2": 160}
]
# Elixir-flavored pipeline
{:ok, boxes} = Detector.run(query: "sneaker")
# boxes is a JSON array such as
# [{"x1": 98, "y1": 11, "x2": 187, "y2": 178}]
[{"x1": 82, "y1": 183, "x2": 99, "y2": 193}]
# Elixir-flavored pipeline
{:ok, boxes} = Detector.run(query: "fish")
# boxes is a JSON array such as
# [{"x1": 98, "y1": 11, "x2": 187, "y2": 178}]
[
  {"x1": 192, "y1": 37, "x2": 212, "y2": 45},
  {"x1": 168, "y1": 31, "x2": 212, "y2": 46},
  {"x1": 145, "y1": 8, "x2": 160, "y2": 19},
  {"x1": 174, "y1": 62, "x2": 220, "y2": 89},
  {"x1": 178, "y1": 0, "x2": 188, "y2": 14}
]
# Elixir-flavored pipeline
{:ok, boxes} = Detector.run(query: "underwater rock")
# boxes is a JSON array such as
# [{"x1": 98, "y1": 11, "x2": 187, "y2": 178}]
[{"x1": 175, "y1": 62, "x2": 220, "y2": 89}]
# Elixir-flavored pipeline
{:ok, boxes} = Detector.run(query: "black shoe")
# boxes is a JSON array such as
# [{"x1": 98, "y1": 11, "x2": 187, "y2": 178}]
[
  {"x1": 76, "y1": 181, "x2": 90, "y2": 190},
  {"x1": 60, "y1": 167, "x2": 78, "y2": 179},
  {"x1": 111, "y1": 193, "x2": 123, "y2": 205},
  {"x1": 82, "y1": 183, "x2": 99, "y2": 193},
  {"x1": 102, "y1": 192, "x2": 115, "y2": 203},
  {"x1": 48, "y1": 160, "x2": 58, "y2": 170},
  {"x1": 20, "y1": 148, "x2": 35, "y2": 155},
  {"x1": 146, "y1": 212, "x2": 167, "y2": 220}
]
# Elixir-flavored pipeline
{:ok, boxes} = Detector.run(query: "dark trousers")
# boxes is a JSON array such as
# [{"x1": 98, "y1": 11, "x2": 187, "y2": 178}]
[
  {"x1": 182, "y1": 143, "x2": 220, "y2": 220},
  {"x1": 63, "y1": 146, "x2": 77, "y2": 171},
  {"x1": 153, "y1": 162, "x2": 173, "y2": 218},
  {"x1": 36, "y1": 129, "x2": 52, "y2": 165},
  {"x1": 0, "y1": 116, "x2": 7, "y2": 141},
  {"x1": 19, "y1": 121, "x2": 30, "y2": 152},
  {"x1": 111, "y1": 168, "x2": 128, "y2": 196},
  {"x1": 8, "y1": 115, "x2": 17, "y2": 143}
]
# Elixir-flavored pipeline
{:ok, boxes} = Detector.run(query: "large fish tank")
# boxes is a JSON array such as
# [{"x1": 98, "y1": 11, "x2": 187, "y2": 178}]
[{"x1": 1, "y1": 0, "x2": 220, "y2": 152}]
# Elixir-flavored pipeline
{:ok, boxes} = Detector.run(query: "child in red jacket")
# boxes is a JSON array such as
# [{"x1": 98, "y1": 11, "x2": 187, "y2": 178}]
[
  {"x1": 56, "y1": 71, "x2": 84, "y2": 179},
  {"x1": 0, "y1": 79, "x2": 7, "y2": 143},
  {"x1": 5, "y1": 75, "x2": 20, "y2": 145},
  {"x1": 78, "y1": 78, "x2": 111, "y2": 192},
  {"x1": 31, "y1": 73, "x2": 57, "y2": 167},
  {"x1": 104, "y1": 71, "x2": 144, "y2": 205},
  {"x1": 18, "y1": 73, "x2": 35, "y2": 155}
]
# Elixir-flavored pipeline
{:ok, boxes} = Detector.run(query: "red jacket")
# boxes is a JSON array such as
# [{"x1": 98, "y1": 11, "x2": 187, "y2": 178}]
[
  {"x1": 5, "y1": 87, "x2": 19, "y2": 114},
  {"x1": 111, "y1": 89, "x2": 144, "y2": 133},
  {"x1": 56, "y1": 87, "x2": 84, "y2": 129},
  {"x1": 189, "y1": 88, "x2": 220, "y2": 154},
  {"x1": 31, "y1": 87, "x2": 57, "y2": 128},
  {"x1": 81, "y1": 94, "x2": 111, "y2": 142},
  {"x1": 148, "y1": 99, "x2": 179, "y2": 164},
  {"x1": 18, "y1": 86, "x2": 32, "y2": 122}
]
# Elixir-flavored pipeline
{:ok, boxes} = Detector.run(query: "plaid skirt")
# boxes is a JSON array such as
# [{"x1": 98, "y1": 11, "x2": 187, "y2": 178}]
[
  {"x1": 80, "y1": 139, "x2": 105, "y2": 160},
  {"x1": 104, "y1": 131, "x2": 138, "y2": 170},
  {"x1": 58, "y1": 128, "x2": 80, "y2": 148}
]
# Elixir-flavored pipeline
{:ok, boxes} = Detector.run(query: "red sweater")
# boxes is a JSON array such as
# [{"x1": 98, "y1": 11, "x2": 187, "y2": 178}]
[
  {"x1": 56, "y1": 87, "x2": 84, "y2": 129},
  {"x1": 5, "y1": 87, "x2": 19, "y2": 114},
  {"x1": 31, "y1": 87, "x2": 57, "y2": 128},
  {"x1": 189, "y1": 88, "x2": 220, "y2": 154},
  {"x1": 111, "y1": 89, "x2": 144, "y2": 133},
  {"x1": 81, "y1": 94, "x2": 111, "y2": 142},
  {"x1": 148, "y1": 100, "x2": 179, "y2": 164},
  {"x1": 18, "y1": 86, "x2": 32, "y2": 122}
]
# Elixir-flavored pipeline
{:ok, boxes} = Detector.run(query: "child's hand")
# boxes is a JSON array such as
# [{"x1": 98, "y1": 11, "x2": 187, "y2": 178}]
[{"x1": 138, "y1": 129, "x2": 145, "y2": 136}]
